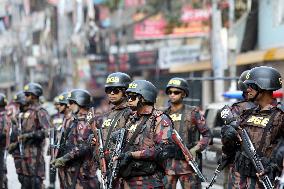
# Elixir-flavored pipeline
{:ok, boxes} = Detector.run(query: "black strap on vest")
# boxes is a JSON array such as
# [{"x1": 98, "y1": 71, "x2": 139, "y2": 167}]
[
  {"x1": 124, "y1": 115, "x2": 150, "y2": 152},
  {"x1": 178, "y1": 106, "x2": 186, "y2": 141},
  {"x1": 104, "y1": 109, "x2": 127, "y2": 151},
  {"x1": 257, "y1": 110, "x2": 278, "y2": 154}
]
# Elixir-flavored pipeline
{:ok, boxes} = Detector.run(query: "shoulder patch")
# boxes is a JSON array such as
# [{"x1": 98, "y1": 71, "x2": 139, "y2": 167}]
[
  {"x1": 153, "y1": 109, "x2": 163, "y2": 117},
  {"x1": 160, "y1": 114, "x2": 172, "y2": 127}
]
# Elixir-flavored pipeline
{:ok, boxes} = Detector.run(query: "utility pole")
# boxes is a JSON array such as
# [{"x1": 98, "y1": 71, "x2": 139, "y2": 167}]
[
  {"x1": 228, "y1": 0, "x2": 237, "y2": 91},
  {"x1": 211, "y1": 0, "x2": 226, "y2": 102}
]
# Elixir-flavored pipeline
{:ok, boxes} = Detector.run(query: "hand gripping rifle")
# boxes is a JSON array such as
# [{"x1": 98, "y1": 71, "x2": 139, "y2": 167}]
[
  {"x1": 86, "y1": 108, "x2": 107, "y2": 189},
  {"x1": 220, "y1": 105, "x2": 274, "y2": 189},
  {"x1": 172, "y1": 129, "x2": 207, "y2": 182},
  {"x1": 107, "y1": 128, "x2": 127, "y2": 189}
]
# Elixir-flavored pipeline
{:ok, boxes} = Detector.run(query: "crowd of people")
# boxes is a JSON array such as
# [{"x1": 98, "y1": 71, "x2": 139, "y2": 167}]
[{"x1": 0, "y1": 66, "x2": 283, "y2": 189}]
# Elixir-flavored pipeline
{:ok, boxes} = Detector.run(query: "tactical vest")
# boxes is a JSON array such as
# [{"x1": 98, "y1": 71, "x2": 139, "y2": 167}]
[
  {"x1": 235, "y1": 107, "x2": 281, "y2": 177},
  {"x1": 120, "y1": 109, "x2": 165, "y2": 178},
  {"x1": 101, "y1": 106, "x2": 131, "y2": 151},
  {"x1": 21, "y1": 106, "x2": 46, "y2": 146},
  {"x1": 165, "y1": 105, "x2": 199, "y2": 148}
]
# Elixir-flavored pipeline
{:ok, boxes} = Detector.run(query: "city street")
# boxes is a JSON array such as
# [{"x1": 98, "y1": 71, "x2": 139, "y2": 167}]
[{"x1": 6, "y1": 141, "x2": 223, "y2": 189}]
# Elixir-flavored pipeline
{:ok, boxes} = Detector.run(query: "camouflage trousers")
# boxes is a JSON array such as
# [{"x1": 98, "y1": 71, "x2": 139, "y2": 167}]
[
  {"x1": 61, "y1": 166, "x2": 99, "y2": 189},
  {"x1": 123, "y1": 175, "x2": 164, "y2": 189},
  {"x1": 233, "y1": 171, "x2": 264, "y2": 189},
  {"x1": 18, "y1": 174, "x2": 44, "y2": 189},
  {"x1": 223, "y1": 164, "x2": 235, "y2": 189},
  {"x1": 58, "y1": 168, "x2": 65, "y2": 189},
  {"x1": 163, "y1": 173, "x2": 201, "y2": 189},
  {"x1": 0, "y1": 149, "x2": 7, "y2": 189}
]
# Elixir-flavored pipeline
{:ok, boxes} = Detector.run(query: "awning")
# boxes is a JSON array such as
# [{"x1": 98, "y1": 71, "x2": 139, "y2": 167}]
[{"x1": 169, "y1": 47, "x2": 284, "y2": 73}]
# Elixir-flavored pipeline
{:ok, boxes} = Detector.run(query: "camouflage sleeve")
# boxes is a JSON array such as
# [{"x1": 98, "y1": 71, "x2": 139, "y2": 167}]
[
  {"x1": 191, "y1": 107, "x2": 212, "y2": 151},
  {"x1": 36, "y1": 109, "x2": 52, "y2": 138},
  {"x1": 64, "y1": 125, "x2": 93, "y2": 161},
  {"x1": 5, "y1": 115, "x2": 12, "y2": 147},
  {"x1": 134, "y1": 114, "x2": 173, "y2": 160}
]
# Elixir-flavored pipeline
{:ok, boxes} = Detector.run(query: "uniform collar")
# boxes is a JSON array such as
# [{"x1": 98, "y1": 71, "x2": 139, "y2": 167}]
[
  {"x1": 257, "y1": 98, "x2": 278, "y2": 111},
  {"x1": 138, "y1": 105, "x2": 153, "y2": 116},
  {"x1": 111, "y1": 99, "x2": 128, "y2": 110}
]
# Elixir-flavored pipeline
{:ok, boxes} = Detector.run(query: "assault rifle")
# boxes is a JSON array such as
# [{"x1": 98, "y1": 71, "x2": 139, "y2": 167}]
[
  {"x1": 18, "y1": 113, "x2": 24, "y2": 157},
  {"x1": 220, "y1": 105, "x2": 274, "y2": 189},
  {"x1": 172, "y1": 129, "x2": 207, "y2": 182},
  {"x1": 86, "y1": 108, "x2": 107, "y2": 189},
  {"x1": 206, "y1": 155, "x2": 231, "y2": 189},
  {"x1": 107, "y1": 128, "x2": 127, "y2": 189}
]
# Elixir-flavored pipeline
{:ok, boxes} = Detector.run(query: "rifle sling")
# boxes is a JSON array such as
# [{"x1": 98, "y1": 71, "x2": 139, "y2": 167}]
[
  {"x1": 124, "y1": 115, "x2": 150, "y2": 152},
  {"x1": 257, "y1": 110, "x2": 277, "y2": 155},
  {"x1": 178, "y1": 106, "x2": 186, "y2": 140},
  {"x1": 104, "y1": 109, "x2": 126, "y2": 151}
]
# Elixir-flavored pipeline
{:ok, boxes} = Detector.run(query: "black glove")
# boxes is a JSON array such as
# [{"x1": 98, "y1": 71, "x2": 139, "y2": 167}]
[
  {"x1": 118, "y1": 151, "x2": 132, "y2": 167},
  {"x1": 221, "y1": 125, "x2": 238, "y2": 140},
  {"x1": 261, "y1": 157, "x2": 279, "y2": 174}
]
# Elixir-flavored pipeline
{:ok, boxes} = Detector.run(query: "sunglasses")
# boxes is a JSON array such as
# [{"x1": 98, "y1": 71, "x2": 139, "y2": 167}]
[
  {"x1": 105, "y1": 87, "x2": 121, "y2": 94},
  {"x1": 127, "y1": 94, "x2": 139, "y2": 101},
  {"x1": 247, "y1": 83, "x2": 259, "y2": 91},
  {"x1": 166, "y1": 90, "x2": 182, "y2": 95},
  {"x1": 59, "y1": 103, "x2": 66, "y2": 106},
  {"x1": 68, "y1": 100, "x2": 76, "y2": 105},
  {"x1": 25, "y1": 92, "x2": 33, "y2": 97}
]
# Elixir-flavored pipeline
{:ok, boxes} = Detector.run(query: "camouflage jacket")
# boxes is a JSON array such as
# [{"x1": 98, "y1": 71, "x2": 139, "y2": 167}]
[
  {"x1": 18, "y1": 103, "x2": 51, "y2": 177},
  {"x1": 238, "y1": 100, "x2": 284, "y2": 158},
  {"x1": 164, "y1": 104, "x2": 211, "y2": 175},
  {"x1": 92, "y1": 100, "x2": 131, "y2": 156},
  {"x1": 121, "y1": 106, "x2": 173, "y2": 188},
  {"x1": 231, "y1": 100, "x2": 256, "y2": 121},
  {"x1": 0, "y1": 110, "x2": 11, "y2": 149},
  {"x1": 62, "y1": 111, "x2": 98, "y2": 183}
]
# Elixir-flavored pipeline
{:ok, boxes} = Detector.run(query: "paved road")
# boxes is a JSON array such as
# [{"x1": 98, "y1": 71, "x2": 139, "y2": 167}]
[{"x1": 6, "y1": 140, "x2": 223, "y2": 189}]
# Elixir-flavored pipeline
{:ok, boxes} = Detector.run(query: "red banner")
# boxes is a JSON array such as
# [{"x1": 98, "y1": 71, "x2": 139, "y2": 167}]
[{"x1": 134, "y1": 6, "x2": 211, "y2": 39}]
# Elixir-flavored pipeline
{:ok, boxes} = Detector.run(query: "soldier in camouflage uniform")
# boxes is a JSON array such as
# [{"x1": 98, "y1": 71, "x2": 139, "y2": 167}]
[
  {"x1": 227, "y1": 66, "x2": 284, "y2": 189},
  {"x1": 52, "y1": 89, "x2": 99, "y2": 188},
  {"x1": 48, "y1": 95, "x2": 66, "y2": 189},
  {"x1": 220, "y1": 70, "x2": 256, "y2": 189},
  {"x1": 115, "y1": 80, "x2": 173, "y2": 189},
  {"x1": 0, "y1": 93, "x2": 10, "y2": 189},
  {"x1": 8, "y1": 91, "x2": 29, "y2": 186},
  {"x1": 162, "y1": 78, "x2": 211, "y2": 189},
  {"x1": 91, "y1": 72, "x2": 132, "y2": 187},
  {"x1": 53, "y1": 92, "x2": 72, "y2": 189},
  {"x1": 14, "y1": 83, "x2": 52, "y2": 189}
]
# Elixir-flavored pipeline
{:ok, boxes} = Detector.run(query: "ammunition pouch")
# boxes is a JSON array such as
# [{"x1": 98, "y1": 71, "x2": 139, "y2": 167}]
[{"x1": 120, "y1": 160, "x2": 158, "y2": 178}]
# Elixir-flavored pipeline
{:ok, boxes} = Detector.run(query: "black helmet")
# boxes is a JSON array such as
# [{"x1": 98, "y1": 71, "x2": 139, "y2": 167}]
[
  {"x1": 238, "y1": 70, "x2": 250, "y2": 91},
  {"x1": 67, "y1": 89, "x2": 91, "y2": 107},
  {"x1": 244, "y1": 66, "x2": 282, "y2": 91},
  {"x1": 24, "y1": 82, "x2": 43, "y2": 96},
  {"x1": 105, "y1": 72, "x2": 132, "y2": 89},
  {"x1": 57, "y1": 92, "x2": 69, "y2": 105},
  {"x1": 126, "y1": 80, "x2": 157, "y2": 103},
  {"x1": 166, "y1": 77, "x2": 189, "y2": 96},
  {"x1": 0, "y1": 93, "x2": 7, "y2": 106},
  {"x1": 13, "y1": 91, "x2": 27, "y2": 105}
]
